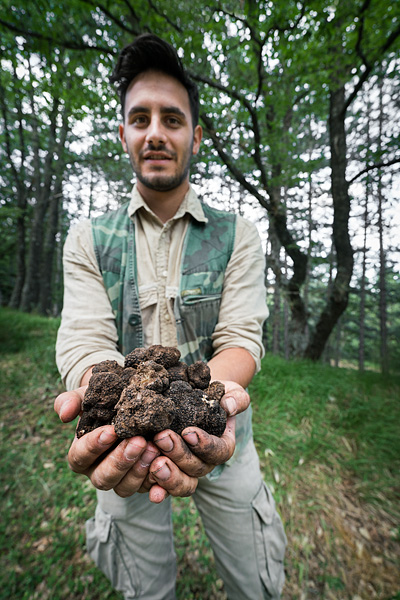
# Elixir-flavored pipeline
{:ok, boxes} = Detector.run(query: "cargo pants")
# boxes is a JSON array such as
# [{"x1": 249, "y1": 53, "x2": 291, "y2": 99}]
[{"x1": 86, "y1": 439, "x2": 287, "y2": 600}]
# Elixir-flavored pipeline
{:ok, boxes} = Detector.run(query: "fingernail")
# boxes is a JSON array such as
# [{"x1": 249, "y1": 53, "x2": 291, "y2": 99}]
[
  {"x1": 59, "y1": 399, "x2": 71, "y2": 421},
  {"x1": 99, "y1": 430, "x2": 116, "y2": 446},
  {"x1": 155, "y1": 434, "x2": 174, "y2": 452},
  {"x1": 124, "y1": 441, "x2": 144, "y2": 461},
  {"x1": 222, "y1": 396, "x2": 237, "y2": 416},
  {"x1": 182, "y1": 431, "x2": 199, "y2": 446},
  {"x1": 151, "y1": 463, "x2": 171, "y2": 482},
  {"x1": 140, "y1": 448, "x2": 159, "y2": 468}
]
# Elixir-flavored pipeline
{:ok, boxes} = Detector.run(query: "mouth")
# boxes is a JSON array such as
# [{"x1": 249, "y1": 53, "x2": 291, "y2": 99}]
[{"x1": 143, "y1": 152, "x2": 173, "y2": 161}]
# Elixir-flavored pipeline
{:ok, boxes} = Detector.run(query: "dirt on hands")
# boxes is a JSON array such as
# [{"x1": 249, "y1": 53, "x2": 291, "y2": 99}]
[{"x1": 76, "y1": 345, "x2": 227, "y2": 440}]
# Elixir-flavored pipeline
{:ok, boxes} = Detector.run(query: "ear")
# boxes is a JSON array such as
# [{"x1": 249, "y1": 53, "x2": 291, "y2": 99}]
[
  {"x1": 119, "y1": 124, "x2": 128, "y2": 153},
  {"x1": 192, "y1": 125, "x2": 202, "y2": 156}
]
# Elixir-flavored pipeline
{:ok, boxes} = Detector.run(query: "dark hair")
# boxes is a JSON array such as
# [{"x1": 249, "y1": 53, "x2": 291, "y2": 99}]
[{"x1": 110, "y1": 33, "x2": 199, "y2": 127}]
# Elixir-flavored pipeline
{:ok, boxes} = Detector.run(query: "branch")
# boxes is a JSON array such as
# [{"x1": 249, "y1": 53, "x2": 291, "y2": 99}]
[
  {"x1": 217, "y1": 8, "x2": 263, "y2": 49},
  {"x1": 348, "y1": 157, "x2": 400, "y2": 184},
  {"x1": 344, "y1": 21, "x2": 400, "y2": 113},
  {"x1": 79, "y1": 0, "x2": 140, "y2": 35},
  {"x1": 121, "y1": 0, "x2": 141, "y2": 25},
  {"x1": 0, "y1": 16, "x2": 115, "y2": 53},
  {"x1": 354, "y1": 0, "x2": 372, "y2": 68},
  {"x1": 200, "y1": 112, "x2": 271, "y2": 211},
  {"x1": 190, "y1": 71, "x2": 269, "y2": 189},
  {"x1": 146, "y1": 0, "x2": 183, "y2": 33}
]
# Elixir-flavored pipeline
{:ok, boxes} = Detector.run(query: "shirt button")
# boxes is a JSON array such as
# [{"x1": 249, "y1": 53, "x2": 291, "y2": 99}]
[
  {"x1": 128, "y1": 314, "x2": 140, "y2": 326},
  {"x1": 165, "y1": 313, "x2": 170, "y2": 321},
  {"x1": 162, "y1": 270, "x2": 168, "y2": 277}
]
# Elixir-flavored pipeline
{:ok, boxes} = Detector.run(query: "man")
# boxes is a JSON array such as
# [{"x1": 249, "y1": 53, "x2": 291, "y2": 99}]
[{"x1": 55, "y1": 33, "x2": 286, "y2": 600}]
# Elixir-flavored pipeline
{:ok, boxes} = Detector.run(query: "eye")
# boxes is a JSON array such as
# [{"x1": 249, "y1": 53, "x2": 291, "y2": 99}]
[
  {"x1": 131, "y1": 115, "x2": 148, "y2": 127},
  {"x1": 166, "y1": 116, "x2": 181, "y2": 127}
]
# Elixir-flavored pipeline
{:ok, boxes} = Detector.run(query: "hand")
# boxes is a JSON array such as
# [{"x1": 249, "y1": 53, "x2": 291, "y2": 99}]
[
  {"x1": 53, "y1": 379, "x2": 249, "y2": 503},
  {"x1": 54, "y1": 388, "x2": 159, "y2": 498},
  {"x1": 217, "y1": 379, "x2": 250, "y2": 417},
  {"x1": 148, "y1": 380, "x2": 249, "y2": 497},
  {"x1": 54, "y1": 387, "x2": 199, "y2": 503}
]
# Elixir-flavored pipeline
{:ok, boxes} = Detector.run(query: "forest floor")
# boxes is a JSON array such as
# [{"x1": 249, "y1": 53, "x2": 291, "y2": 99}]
[{"x1": 0, "y1": 308, "x2": 399, "y2": 600}]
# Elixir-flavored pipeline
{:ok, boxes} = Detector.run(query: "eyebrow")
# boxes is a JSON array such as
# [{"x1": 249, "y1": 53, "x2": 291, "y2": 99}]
[{"x1": 127, "y1": 105, "x2": 187, "y2": 120}]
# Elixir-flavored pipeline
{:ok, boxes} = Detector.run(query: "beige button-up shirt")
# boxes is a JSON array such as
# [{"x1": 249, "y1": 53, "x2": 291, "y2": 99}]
[{"x1": 56, "y1": 185, "x2": 268, "y2": 391}]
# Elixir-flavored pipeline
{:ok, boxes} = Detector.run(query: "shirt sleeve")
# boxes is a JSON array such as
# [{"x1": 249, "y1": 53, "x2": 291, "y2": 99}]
[
  {"x1": 211, "y1": 216, "x2": 268, "y2": 372},
  {"x1": 55, "y1": 219, "x2": 124, "y2": 391}
]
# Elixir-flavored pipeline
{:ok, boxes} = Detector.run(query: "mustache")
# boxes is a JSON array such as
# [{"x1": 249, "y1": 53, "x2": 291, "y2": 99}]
[{"x1": 139, "y1": 143, "x2": 177, "y2": 160}]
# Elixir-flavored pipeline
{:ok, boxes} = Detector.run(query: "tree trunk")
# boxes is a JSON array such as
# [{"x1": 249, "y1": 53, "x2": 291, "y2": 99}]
[
  {"x1": 358, "y1": 101, "x2": 371, "y2": 373},
  {"x1": 20, "y1": 93, "x2": 61, "y2": 312},
  {"x1": 303, "y1": 156, "x2": 313, "y2": 343},
  {"x1": 0, "y1": 66, "x2": 29, "y2": 309},
  {"x1": 38, "y1": 107, "x2": 69, "y2": 315},
  {"x1": 283, "y1": 254, "x2": 290, "y2": 360},
  {"x1": 358, "y1": 191, "x2": 368, "y2": 373},
  {"x1": 334, "y1": 316, "x2": 342, "y2": 368},
  {"x1": 37, "y1": 182, "x2": 62, "y2": 315},
  {"x1": 304, "y1": 85, "x2": 354, "y2": 359},
  {"x1": 267, "y1": 217, "x2": 282, "y2": 354},
  {"x1": 377, "y1": 79, "x2": 389, "y2": 373}
]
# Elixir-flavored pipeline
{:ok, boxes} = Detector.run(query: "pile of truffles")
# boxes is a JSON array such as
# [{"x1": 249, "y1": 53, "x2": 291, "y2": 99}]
[{"x1": 76, "y1": 345, "x2": 227, "y2": 440}]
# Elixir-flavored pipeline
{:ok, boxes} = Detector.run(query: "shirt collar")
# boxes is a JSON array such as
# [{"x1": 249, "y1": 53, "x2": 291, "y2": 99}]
[{"x1": 127, "y1": 184, "x2": 208, "y2": 224}]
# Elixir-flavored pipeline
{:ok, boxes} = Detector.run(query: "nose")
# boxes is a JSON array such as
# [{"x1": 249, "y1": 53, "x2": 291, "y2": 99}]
[{"x1": 145, "y1": 116, "x2": 167, "y2": 146}]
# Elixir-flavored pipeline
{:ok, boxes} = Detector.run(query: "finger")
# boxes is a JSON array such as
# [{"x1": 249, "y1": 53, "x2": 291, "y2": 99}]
[
  {"x1": 181, "y1": 416, "x2": 236, "y2": 465},
  {"x1": 112, "y1": 442, "x2": 161, "y2": 498},
  {"x1": 68, "y1": 425, "x2": 120, "y2": 473},
  {"x1": 88, "y1": 436, "x2": 154, "y2": 492},
  {"x1": 219, "y1": 382, "x2": 250, "y2": 417},
  {"x1": 153, "y1": 430, "x2": 213, "y2": 478},
  {"x1": 54, "y1": 387, "x2": 86, "y2": 422},
  {"x1": 148, "y1": 485, "x2": 170, "y2": 504},
  {"x1": 147, "y1": 457, "x2": 198, "y2": 499}
]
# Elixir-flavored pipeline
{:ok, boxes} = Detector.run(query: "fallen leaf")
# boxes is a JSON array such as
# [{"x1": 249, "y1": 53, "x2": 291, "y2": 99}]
[{"x1": 359, "y1": 527, "x2": 371, "y2": 541}]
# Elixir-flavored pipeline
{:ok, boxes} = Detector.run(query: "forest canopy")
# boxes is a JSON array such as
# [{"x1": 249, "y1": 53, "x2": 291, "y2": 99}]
[{"x1": 0, "y1": 0, "x2": 399, "y2": 370}]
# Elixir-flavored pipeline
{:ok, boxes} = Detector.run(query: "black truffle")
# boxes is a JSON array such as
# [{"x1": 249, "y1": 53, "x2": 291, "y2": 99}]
[{"x1": 76, "y1": 345, "x2": 227, "y2": 439}]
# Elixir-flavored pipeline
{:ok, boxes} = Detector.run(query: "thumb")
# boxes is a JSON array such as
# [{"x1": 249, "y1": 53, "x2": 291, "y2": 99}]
[{"x1": 54, "y1": 387, "x2": 87, "y2": 422}]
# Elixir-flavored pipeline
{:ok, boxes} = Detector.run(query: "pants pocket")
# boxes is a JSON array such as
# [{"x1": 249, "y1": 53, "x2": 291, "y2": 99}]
[
  {"x1": 86, "y1": 504, "x2": 141, "y2": 598},
  {"x1": 251, "y1": 482, "x2": 287, "y2": 599}
]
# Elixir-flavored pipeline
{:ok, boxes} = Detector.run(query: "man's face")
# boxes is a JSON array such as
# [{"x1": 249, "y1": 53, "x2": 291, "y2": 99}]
[{"x1": 119, "y1": 70, "x2": 202, "y2": 193}]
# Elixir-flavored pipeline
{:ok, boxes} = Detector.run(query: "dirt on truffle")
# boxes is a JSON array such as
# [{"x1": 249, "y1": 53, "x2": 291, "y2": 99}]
[{"x1": 76, "y1": 345, "x2": 227, "y2": 440}]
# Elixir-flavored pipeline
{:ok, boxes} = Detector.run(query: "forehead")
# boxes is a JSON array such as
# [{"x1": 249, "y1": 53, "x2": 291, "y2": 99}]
[{"x1": 124, "y1": 70, "x2": 192, "y2": 119}]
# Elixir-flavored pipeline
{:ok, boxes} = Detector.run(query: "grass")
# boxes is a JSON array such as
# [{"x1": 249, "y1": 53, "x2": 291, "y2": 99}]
[
  {"x1": 0, "y1": 307, "x2": 399, "y2": 599},
  {"x1": 250, "y1": 356, "x2": 400, "y2": 507}
]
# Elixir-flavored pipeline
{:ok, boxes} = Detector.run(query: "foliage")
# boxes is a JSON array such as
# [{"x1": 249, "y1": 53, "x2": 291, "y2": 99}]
[
  {"x1": 1, "y1": 308, "x2": 399, "y2": 599},
  {"x1": 0, "y1": 1, "x2": 399, "y2": 362}
]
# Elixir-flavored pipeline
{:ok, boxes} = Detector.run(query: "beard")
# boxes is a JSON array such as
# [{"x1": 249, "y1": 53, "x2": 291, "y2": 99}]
[
  {"x1": 135, "y1": 161, "x2": 191, "y2": 192},
  {"x1": 127, "y1": 142, "x2": 193, "y2": 192}
]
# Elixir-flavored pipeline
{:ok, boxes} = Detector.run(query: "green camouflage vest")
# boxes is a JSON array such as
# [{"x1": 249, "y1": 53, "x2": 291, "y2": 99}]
[{"x1": 91, "y1": 200, "x2": 252, "y2": 477}]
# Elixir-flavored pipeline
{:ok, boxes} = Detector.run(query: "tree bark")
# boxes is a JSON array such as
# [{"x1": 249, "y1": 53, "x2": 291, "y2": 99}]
[
  {"x1": 304, "y1": 85, "x2": 354, "y2": 359},
  {"x1": 38, "y1": 106, "x2": 69, "y2": 315},
  {"x1": 1, "y1": 65, "x2": 29, "y2": 309},
  {"x1": 377, "y1": 78, "x2": 389, "y2": 374},
  {"x1": 20, "y1": 90, "x2": 61, "y2": 312},
  {"x1": 358, "y1": 100, "x2": 371, "y2": 373},
  {"x1": 37, "y1": 182, "x2": 62, "y2": 315}
]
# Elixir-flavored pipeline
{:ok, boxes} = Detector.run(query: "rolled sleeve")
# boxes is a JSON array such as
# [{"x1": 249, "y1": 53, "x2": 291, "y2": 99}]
[
  {"x1": 56, "y1": 220, "x2": 124, "y2": 391},
  {"x1": 211, "y1": 217, "x2": 268, "y2": 372}
]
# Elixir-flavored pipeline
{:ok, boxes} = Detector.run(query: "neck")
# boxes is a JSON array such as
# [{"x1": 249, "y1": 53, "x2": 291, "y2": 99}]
[{"x1": 137, "y1": 180, "x2": 190, "y2": 223}]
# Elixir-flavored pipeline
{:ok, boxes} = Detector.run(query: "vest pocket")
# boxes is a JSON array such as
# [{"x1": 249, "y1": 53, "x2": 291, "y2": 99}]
[
  {"x1": 251, "y1": 482, "x2": 287, "y2": 598},
  {"x1": 175, "y1": 295, "x2": 221, "y2": 363},
  {"x1": 180, "y1": 293, "x2": 222, "y2": 304},
  {"x1": 86, "y1": 504, "x2": 141, "y2": 597}
]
